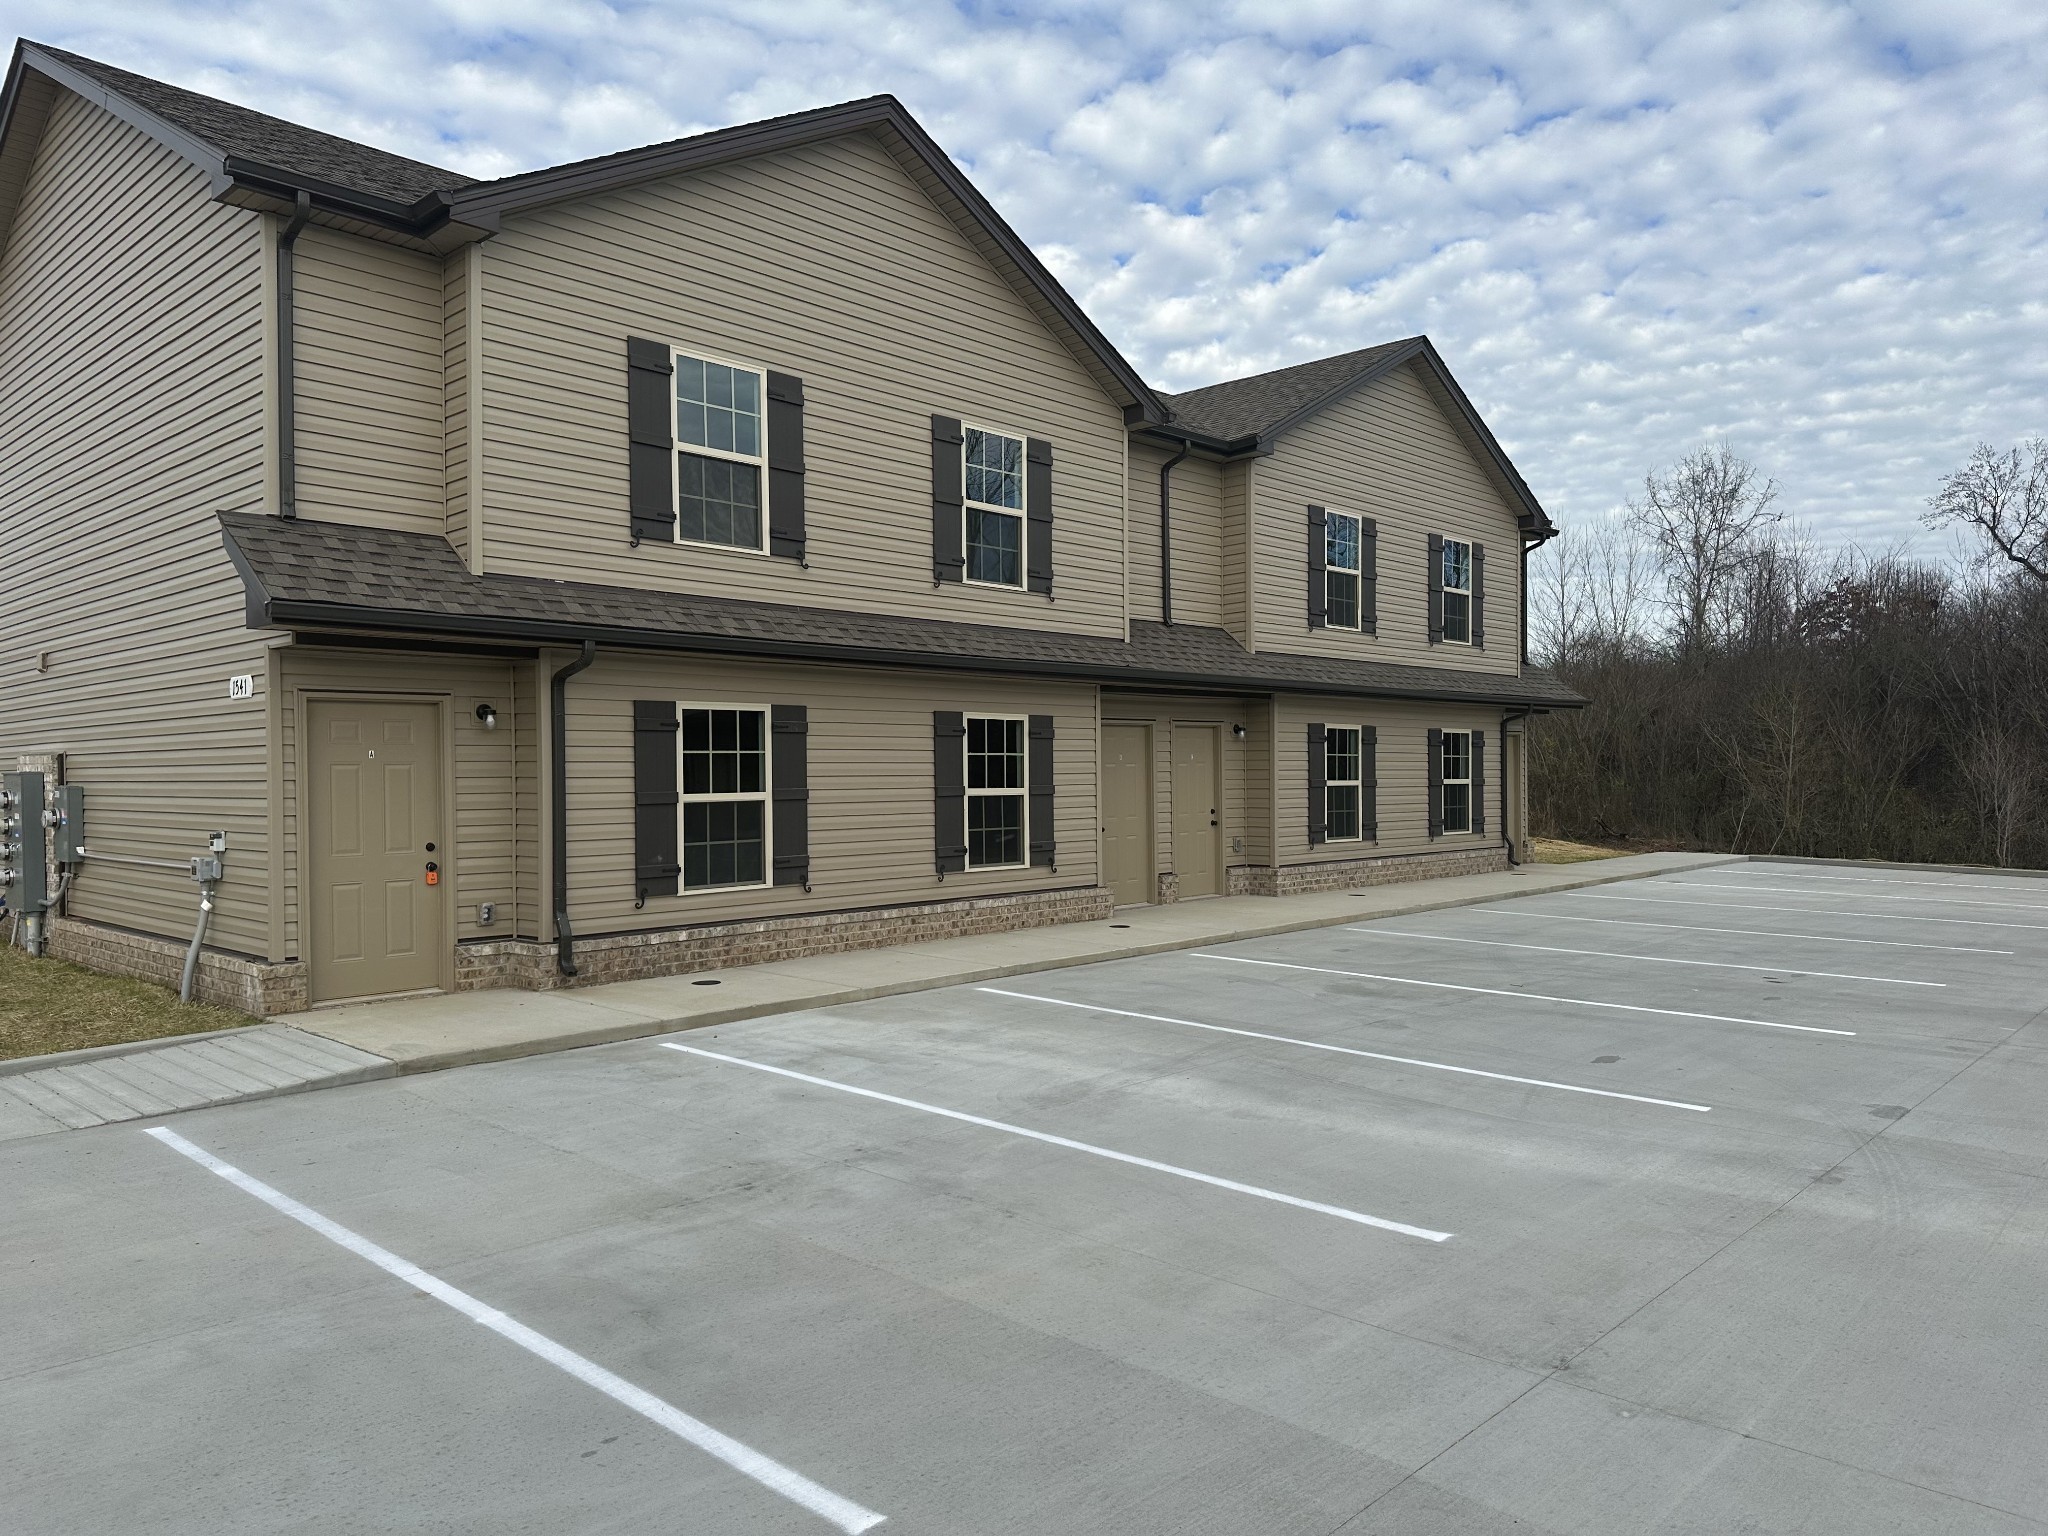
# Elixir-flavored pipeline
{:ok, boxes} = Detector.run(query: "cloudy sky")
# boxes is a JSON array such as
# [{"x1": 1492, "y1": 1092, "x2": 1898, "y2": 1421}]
[{"x1": 11, "y1": 2, "x2": 2045, "y2": 551}]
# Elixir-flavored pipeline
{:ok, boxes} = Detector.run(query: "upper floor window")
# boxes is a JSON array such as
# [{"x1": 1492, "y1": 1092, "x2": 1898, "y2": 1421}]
[
  {"x1": 1441, "y1": 537, "x2": 1473, "y2": 644},
  {"x1": 965, "y1": 714, "x2": 1026, "y2": 867},
  {"x1": 675, "y1": 353, "x2": 765, "y2": 552},
  {"x1": 1325, "y1": 512, "x2": 1363, "y2": 629},
  {"x1": 1324, "y1": 725, "x2": 1363, "y2": 840},
  {"x1": 681, "y1": 706, "x2": 769, "y2": 888},
  {"x1": 964, "y1": 427, "x2": 1025, "y2": 587},
  {"x1": 1441, "y1": 729, "x2": 1473, "y2": 833}
]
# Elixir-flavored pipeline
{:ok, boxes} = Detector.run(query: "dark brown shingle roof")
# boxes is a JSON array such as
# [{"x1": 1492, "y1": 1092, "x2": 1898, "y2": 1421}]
[
  {"x1": 1159, "y1": 337, "x2": 1423, "y2": 442},
  {"x1": 218, "y1": 514, "x2": 1583, "y2": 709},
  {"x1": 32, "y1": 43, "x2": 472, "y2": 205}
]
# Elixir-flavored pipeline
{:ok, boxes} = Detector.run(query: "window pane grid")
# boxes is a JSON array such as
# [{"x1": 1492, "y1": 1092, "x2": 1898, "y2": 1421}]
[
  {"x1": 966, "y1": 716, "x2": 1027, "y2": 867},
  {"x1": 678, "y1": 455, "x2": 761, "y2": 549},
  {"x1": 676, "y1": 356, "x2": 761, "y2": 459},
  {"x1": 1441, "y1": 729, "x2": 1472, "y2": 834},
  {"x1": 966, "y1": 507, "x2": 1022, "y2": 586},
  {"x1": 680, "y1": 707, "x2": 768, "y2": 888},
  {"x1": 1441, "y1": 537, "x2": 1471, "y2": 644},
  {"x1": 1324, "y1": 726, "x2": 1364, "y2": 842},
  {"x1": 964, "y1": 428, "x2": 1023, "y2": 509},
  {"x1": 964, "y1": 427, "x2": 1025, "y2": 587}
]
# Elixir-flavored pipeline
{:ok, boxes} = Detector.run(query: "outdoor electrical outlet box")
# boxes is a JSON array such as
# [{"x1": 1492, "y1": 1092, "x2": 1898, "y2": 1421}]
[
  {"x1": 52, "y1": 785, "x2": 85, "y2": 865},
  {"x1": 1, "y1": 771, "x2": 48, "y2": 914}
]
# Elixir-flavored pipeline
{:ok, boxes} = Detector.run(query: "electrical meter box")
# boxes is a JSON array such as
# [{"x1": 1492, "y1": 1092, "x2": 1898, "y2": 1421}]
[
  {"x1": 52, "y1": 784, "x2": 85, "y2": 866},
  {"x1": 0, "y1": 770, "x2": 47, "y2": 915}
]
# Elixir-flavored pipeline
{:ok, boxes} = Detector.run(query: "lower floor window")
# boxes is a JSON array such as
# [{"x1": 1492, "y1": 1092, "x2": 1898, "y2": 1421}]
[
  {"x1": 966, "y1": 715, "x2": 1026, "y2": 867},
  {"x1": 682, "y1": 706, "x2": 768, "y2": 887},
  {"x1": 1324, "y1": 725, "x2": 1363, "y2": 840},
  {"x1": 1442, "y1": 730, "x2": 1472, "y2": 834}
]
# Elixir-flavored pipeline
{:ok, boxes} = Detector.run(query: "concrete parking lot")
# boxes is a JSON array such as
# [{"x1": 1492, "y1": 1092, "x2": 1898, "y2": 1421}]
[{"x1": 5, "y1": 859, "x2": 2046, "y2": 1533}]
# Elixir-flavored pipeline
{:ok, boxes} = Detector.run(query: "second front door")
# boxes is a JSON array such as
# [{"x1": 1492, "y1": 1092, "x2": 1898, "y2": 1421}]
[{"x1": 1172, "y1": 724, "x2": 1221, "y2": 898}]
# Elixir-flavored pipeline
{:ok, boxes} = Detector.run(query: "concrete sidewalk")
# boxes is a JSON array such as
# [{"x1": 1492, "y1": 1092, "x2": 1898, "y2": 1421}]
[{"x1": 279, "y1": 850, "x2": 1735, "y2": 1072}]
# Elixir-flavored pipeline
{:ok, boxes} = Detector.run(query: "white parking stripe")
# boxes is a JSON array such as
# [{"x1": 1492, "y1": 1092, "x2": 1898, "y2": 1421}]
[
  {"x1": 661, "y1": 1044, "x2": 1452, "y2": 1243},
  {"x1": 977, "y1": 988, "x2": 1713, "y2": 1112},
  {"x1": 1341, "y1": 928, "x2": 1943, "y2": 986},
  {"x1": 1492, "y1": 909, "x2": 2013, "y2": 956},
  {"x1": 1187, "y1": 953, "x2": 1855, "y2": 1036},
  {"x1": 1660, "y1": 879, "x2": 2048, "y2": 914},
  {"x1": 1573, "y1": 891, "x2": 2048, "y2": 932},
  {"x1": 144, "y1": 1126, "x2": 886, "y2": 1534},
  {"x1": 1739, "y1": 868, "x2": 2048, "y2": 897}
]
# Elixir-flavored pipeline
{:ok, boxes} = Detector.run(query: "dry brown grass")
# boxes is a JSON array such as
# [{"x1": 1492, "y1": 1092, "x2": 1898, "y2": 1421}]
[
  {"x1": 0, "y1": 942, "x2": 255, "y2": 1061},
  {"x1": 1529, "y1": 836, "x2": 1635, "y2": 864}
]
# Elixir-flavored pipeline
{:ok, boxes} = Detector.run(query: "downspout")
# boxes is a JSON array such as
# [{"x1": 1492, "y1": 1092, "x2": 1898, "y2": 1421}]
[
  {"x1": 1158, "y1": 438, "x2": 1191, "y2": 624},
  {"x1": 550, "y1": 640, "x2": 597, "y2": 977},
  {"x1": 276, "y1": 190, "x2": 312, "y2": 518},
  {"x1": 1501, "y1": 706, "x2": 1532, "y2": 864}
]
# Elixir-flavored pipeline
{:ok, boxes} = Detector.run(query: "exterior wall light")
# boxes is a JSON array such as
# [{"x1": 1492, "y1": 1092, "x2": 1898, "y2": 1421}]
[
  {"x1": 475, "y1": 703, "x2": 499, "y2": 731},
  {"x1": 1230, "y1": 723, "x2": 1247, "y2": 739}
]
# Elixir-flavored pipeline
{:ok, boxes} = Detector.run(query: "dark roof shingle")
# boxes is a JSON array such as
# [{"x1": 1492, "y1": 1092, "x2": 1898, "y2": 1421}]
[
  {"x1": 218, "y1": 513, "x2": 1583, "y2": 709},
  {"x1": 1159, "y1": 337, "x2": 1422, "y2": 442},
  {"x1": 32, "y1": 42, "x2": 472, "y2": 205}
]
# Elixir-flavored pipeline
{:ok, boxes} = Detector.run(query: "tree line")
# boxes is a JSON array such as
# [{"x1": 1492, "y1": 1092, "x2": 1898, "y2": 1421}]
[{"x1": 1527, "y1": 438, "x2": 2048, "y2": 868}]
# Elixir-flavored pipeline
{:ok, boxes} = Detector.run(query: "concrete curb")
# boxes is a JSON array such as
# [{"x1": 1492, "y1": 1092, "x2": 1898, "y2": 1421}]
[
  {"x1": 0, "y1": 1024, "x2": 263, "y2": 1078},
  {"x1": 299, "y1": 852, "x2": 1747, "y2": 1076}
]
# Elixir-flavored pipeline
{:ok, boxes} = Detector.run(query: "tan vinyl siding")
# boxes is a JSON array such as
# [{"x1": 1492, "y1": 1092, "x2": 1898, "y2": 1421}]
[
  {"x1": 1254, "y1": 362, "x2": 1522, "y2": 672},
  {"x1": 442, "y1": 248, "x2": 472, "y2": 560},
  {"x1": 1127, "y1": 443, "x2": 1227, "y2": 629},
  {"x1": 275, "y1": 648, "x2": 526, "y2": 955},
  {"x1": 1221, "y1": 458, "x2": 1254, "y2": 648},
  {"x1": 561, "y1": 653, "x2": 1098, "y2": 936},
  {"x1": 1274, "y1": 696, "x2": 1504, "y2": 864},
  {"x1": 0, "y1": 90, "x2": 272, "y2": 955},
  {"x1": 476, "y1": 131, "x2": 1129, "y2": 636},
  {"x1": 292, "y1": 225, "x2": 446, "y2": 533}
]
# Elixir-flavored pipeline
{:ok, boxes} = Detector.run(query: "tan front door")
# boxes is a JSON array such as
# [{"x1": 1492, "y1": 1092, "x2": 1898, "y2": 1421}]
[
  {"x1": 1172, "y1": 724, "x2": 1222, "y2": 898},
  {"x1": 1101, "y1": 723, "x2": 1154, "y2": 906},
  {"x1": 308, "y1": 699, "x2": 444, "y2": 1003}
]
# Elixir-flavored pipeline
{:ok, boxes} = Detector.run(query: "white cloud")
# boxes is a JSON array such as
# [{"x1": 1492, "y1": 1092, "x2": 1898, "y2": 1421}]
[{"x1": 6, "y1": 0, "x2": 2045, "y2": 547}]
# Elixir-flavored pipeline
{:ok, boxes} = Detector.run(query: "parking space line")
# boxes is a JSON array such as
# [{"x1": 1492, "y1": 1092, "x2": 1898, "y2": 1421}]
[
  {"x1": 977, "y1": 989, "x2": 1713, "y2": 1112},
  {"x1": 1735, "y1": 869, "x2": 2048, "y2": 897},
  {"x1": 1491, "y1": 910, "x2": 2013, "y2": 955},
  {"x1": 1573, "y1": 891, "x2": 2048, "y2": 932},
  {"x1": 1187, "y1": 954, "x2": 1856, "y2": 1035},
  {"x1": 1658, "y1": 879, "x2": 2048, "y2": 914},
  {"x1": 660, "y1": 1044, "x2": 1453, "y2": 1243},
  {"x1": 143, "y1": 1126, "x2": 886, "y2": 1534},
  {"x1": 1341, "y1": 928, "x2": 1943, "y2": 987}
]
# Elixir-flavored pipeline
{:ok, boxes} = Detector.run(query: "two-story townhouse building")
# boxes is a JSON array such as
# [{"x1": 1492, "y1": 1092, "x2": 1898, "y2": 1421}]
[{"x1": 0, "y1": 41, "x2": 1581, "y2": 1013}]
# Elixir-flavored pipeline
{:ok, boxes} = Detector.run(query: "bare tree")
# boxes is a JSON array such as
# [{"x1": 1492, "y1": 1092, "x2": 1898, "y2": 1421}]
[
  {"x1": 1627, "y1": 444, "x2": 1782, "y2": 661},
  {"x1": 1925, "y1": 438, "x2": 2048, "y2": 586}
]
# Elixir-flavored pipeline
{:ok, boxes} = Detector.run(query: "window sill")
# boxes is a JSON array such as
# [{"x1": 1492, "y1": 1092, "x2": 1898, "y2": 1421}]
[{"x1": 673, "y1": 537, "x2": 772, "y2": 559}]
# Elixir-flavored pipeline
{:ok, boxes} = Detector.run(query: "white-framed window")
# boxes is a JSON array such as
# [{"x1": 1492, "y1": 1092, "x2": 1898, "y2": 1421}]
[
  {"x1": 680, "y1": 705, "x2": 770, "y2": 888},
  {"x1": 673, "y1": 350, "x2": 766, "y2": 552},
  {"x1": 1441, "y1": 537, "x2": 1473, "y2": 644},
  {"x1": 965, "y1": 714, "x2": 1027, "y2": 867},
  {"x1": 1325, "y1": 511, "x2": 1363, "y2": 629},
  {"x1": 1441, "y1": 729, "x2": 1473, "y2": 833},
  {"x1": 1324, "y1": 725, "x2": 1364, "y2": 840},
  {"x1": 963, "y1": 426, "x2": 1025, "y2": 588}
]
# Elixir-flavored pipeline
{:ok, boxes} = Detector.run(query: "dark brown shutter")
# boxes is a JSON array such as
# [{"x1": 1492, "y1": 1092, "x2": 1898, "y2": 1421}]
[
  {"x1": 933, "y1": 710, "x2": 966, "y2": 873},
  {"x1": 632, "y1": 699, "x2": 679, "y2": 898},
  {"x1": 1471, "y1": 542, "x2": 1485, "y2": 648},
  {"x1": 770, "y1": 704, "x2": 810, "y2": 887},
  {"x1": 1025, "y1": 438, "x2": 1054, "y2": 596},
  {"x1": 627, "y1": 339, "x2": 675, "y2": 547},
  {"x1": 1307, "y1": 505, "x2": 1327, "y2": 627},
  {"x1": 765, "y1": 372, "x2": 806, "y2": 562},
  {"x1": 1472, "y1": 728, "x2": 1488, "y2": 836},
  {"x1": 1363, "y1": 724, "x2": 1379, "y2": 841},
  {"x1": 1427, "y1": 726, "x2": 1444, "y2": 838},
  {"x1": 1027, "y1": 713, "x2": 1055, "y2": 866},
  {"x1": 931, "y1": 416, "x2": 964, "y2": 583},
  {"x1": 1427, "y1": 533, "x2": 1444, "y2": 644},
  {"x1": 1307, "y1": 721, "x2": 1327, "y2": 846},
  {"x1": 1362, "y1": 518, "x2": 1379, "y2": 635}
]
